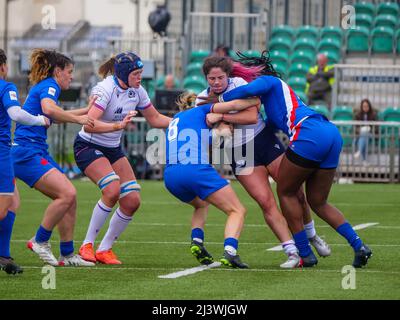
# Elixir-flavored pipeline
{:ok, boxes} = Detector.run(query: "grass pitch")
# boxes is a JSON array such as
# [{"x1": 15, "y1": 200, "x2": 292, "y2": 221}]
[{"x1": 0, "y1": 180, "x2": 399, "y2": 300}]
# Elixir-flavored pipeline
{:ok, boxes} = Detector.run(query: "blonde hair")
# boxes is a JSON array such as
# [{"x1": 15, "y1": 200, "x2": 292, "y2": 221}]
[
  {"x1": 29, "y1": 49, "x2": 72, "y2": 85},
  {"x1": 98, "y1": 56, "x2": 116, "y2": 79},
  {"x1": 176, "y1": 92, "x2": 197, "y2": 111}
]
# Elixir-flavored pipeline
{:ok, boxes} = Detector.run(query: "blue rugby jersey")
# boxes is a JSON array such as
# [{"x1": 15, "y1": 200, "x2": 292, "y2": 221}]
[
  {"x1": 221, "y1": 75, "x2": 318, "y2": 141},
  {"x1": 0, "y1": 79, "x2": 20, "y2": 146},
  {"x1": 166, "y1": 104, "x2": 213, "y2": 165},
  {"x1": 14, "y1": 77, "x2": 60, "y2": 150}
]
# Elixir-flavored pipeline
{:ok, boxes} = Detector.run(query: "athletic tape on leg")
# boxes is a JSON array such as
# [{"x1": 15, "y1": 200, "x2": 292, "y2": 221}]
[
  {"x1": 120, "y1": 180, "x2": 141, "y2": 198},
  {"x1": 97, "y1": 172, "x2": 120, "y2": 190}
]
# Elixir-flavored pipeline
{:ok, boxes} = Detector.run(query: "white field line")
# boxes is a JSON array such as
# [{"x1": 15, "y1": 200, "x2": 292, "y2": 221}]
[
  {"x1": 18, "y1": 265, "x2": 400, "y2": 276},
  {"x1": 11, "y1": 240, "x2": 400, "y2": 247},
  {"x1": 267, "y1": 222, "x2": 380, "y2": 252},
  {"x1": 21, "y1": 198, "x2": 400, "y2": 207},
  {"x1": 158, "y1": 262, "x2": 222, "y2": 279}
]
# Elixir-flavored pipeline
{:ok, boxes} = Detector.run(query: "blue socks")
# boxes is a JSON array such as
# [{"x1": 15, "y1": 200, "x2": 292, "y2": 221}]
[
  {"x1": 336, "y1": 222, "x2": 363, "y2": 251},
  {"x1": 293, "y1": 230, "x2": 312, "y2": 258},
  {"x1": 191, "y1": 228, "x2": 204, "y2": 243},
  {"x1": 0, "y1": 211, "x2": 16, "y2": 258},
  {"x1": 224, "y1": 237, "x2": 238, "y2": 255},
  {"x1": 60, "y1": 241, "x2": 74, "y2": 257},
  {"x1": 35, "y1": 225, "x2": 52, "y2": 243}
]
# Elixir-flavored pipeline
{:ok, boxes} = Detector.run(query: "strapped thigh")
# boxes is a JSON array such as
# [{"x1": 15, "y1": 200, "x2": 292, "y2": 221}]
[
  {"x1": 120, "y1": 180, "x2": 141, "y2": 199},
  {"x1": 97, "y1": 172, "x2": 120, "y2": 191}
]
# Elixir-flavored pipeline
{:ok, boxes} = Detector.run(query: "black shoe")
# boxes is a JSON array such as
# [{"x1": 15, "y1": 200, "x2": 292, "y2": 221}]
[
  {"x1": 300, "y1": 251, "x2": 318, "y2": 267},
  {"x1": 353, "y1": 245, "x2": 372, "y2": 268},
  {"x1": 220, "y1": 251, "x2": 249, "y2": 269},
  {"x1": 0, "y1": 257, "x2": 23, "y2": 275},
  {"x1": 190, "y1": 240, "x2": 214, "y2": 265}
]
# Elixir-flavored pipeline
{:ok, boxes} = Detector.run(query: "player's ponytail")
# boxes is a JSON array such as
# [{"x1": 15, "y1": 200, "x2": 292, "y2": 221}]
[
  {"x1": 98, "y1": 56, "x2": 117, "y2": 79},
  {"x1": 234, "y1": 50, "x2": 281, "y2": 79},
  {"x1": 176, "y1": 92, "x2": 197, "y2": 111},
  {"x1": 0, "y1": 49, "x2": 7, "y2": 65},
  {"x1": 29, "y1": 49, "x2": 73, "y2": 85}
]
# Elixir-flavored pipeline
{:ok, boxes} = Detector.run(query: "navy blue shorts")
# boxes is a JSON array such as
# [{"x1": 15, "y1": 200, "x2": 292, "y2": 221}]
[
  {"x1": 0, "y1": 144, "x2": 15, "y2": 194},
  {"x1": 12, "y1": 145, "x2": 63, "y2": 188},
  {"x1": 231, "y1": 126, "x2": 285, "y2": 175},
  {"x1": 288, "y1": 115, "x2": 343, "y2": 169},
  {"x1": 164, "y1": 164, "x2": 229, "y2": 203},
  {"x1": 73, "y1": 135, "x2": 126, "y2": 174}
]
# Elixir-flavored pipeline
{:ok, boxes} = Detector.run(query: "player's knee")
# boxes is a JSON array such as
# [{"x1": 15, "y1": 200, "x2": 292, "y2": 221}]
[
  {"x1": 123, "y1": 196, "x2": 141, "y2": 214},
  {"x1": 102, "y1": 185, "x2": 120, "y2": 205},
  {"x1": 307, "y1": 195, "x2": 326, "y2": 213},
  {"x1": 62, "y1": 187, "x2": 77, "y2": 205}
]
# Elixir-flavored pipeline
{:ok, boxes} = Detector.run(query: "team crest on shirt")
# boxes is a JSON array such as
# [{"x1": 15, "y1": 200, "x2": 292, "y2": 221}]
[
  {"x1": 128, "y1": 90, "x2": 135, "y2": 99},
  {"x1": 48, "y1": 87, "x2": 56, "y2": 96},
  {"x1": 9, "y1": 91, "x2": 18, "y2": 101}
]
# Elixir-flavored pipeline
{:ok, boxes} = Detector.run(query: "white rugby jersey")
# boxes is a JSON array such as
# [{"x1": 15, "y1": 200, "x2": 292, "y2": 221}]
[
  {"x1": 79, "y1": 76, "x2": 151, "y2": 147},
  {"x1": 195, "y1": 77, "x2": 265, "y2": 148}
]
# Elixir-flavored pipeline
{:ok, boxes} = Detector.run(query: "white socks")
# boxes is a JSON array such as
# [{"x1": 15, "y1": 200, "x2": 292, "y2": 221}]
[
  {"x1": 304, "y1": 220, "x2": 317, "y2": 239},
  {"x1": 83, "y1": 199, "x2": 112, "y2": 245},
  {"x1": 97, "y1": 208, "x2": 132, "y2": 252},
  {"x1": 282, "y1": 240, "x2": 298, "y2": 256}
]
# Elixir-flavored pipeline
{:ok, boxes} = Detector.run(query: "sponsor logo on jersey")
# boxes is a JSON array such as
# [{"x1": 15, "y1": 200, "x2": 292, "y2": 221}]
[
  {"x1": 48, "y1": 87, "x2": 56, "y2": 96},
  {"x1": 9, "y1": 91, "x2": 18, "y2": 101},
  {"x1": 128, "y1": 90, "x2": 136, "y2": 99},
  {"x1": 115, "y1": 107, "x2": 123, "y2": 114}
]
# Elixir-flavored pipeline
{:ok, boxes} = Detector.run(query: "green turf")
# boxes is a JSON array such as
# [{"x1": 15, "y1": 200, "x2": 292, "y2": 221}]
[{"x1": 1, "y1": 180, "x2": 399, "y2": 300}]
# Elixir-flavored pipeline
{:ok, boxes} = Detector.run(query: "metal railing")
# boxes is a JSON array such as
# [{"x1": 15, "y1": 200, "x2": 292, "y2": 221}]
[{"x1": 332, "y1": 64, "x2": 400, "y2": 111}]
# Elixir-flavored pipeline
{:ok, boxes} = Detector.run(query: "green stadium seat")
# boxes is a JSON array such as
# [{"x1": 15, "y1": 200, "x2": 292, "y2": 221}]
[
  {"x1": 309, "y1": 105, "x2": 330, "y2": 119},
  {"x1": 296, "y1": 25, "x2": 319, "y2": 41},
  {"x1": 287, "y1": 77, "x2": 307, "y2": 94},
  {"x1": 293, "y1": 38, "x2": 317, "y2": 53},
  {"x1": 355, "y1": 13, "x2": 373, "y2": 29},
  {"x1": 382, "y1": 107, "x2": 400, "y2": 122},
  {"x1": 321, "y1": 26, "x2": 343, "y2": 43},
  {"x1": 396, "y1": 29, "x2": 400, "y2": 53},
  {"x1": 332, "y1": 105, "x2": 353, "y2": 121},
  {"x1": 290, "y1": 50, "x2": 315, "y2": 66},
  {"x1": 347, "y1": 26, "x2": 370, "y2": 52},
  {"x1": 269, "y1": 37, "x2": 292, "y2": 54},
  {"x1": 183, "y1": 75, "x2": 207, "y2": 94},
  {"x1": 185, "y1": 62, "x2": 203, "y2": 77},
  {"x1": 371, "y1": 27, "x2": 394, "y2": 53},
  {"x1": 381, "y1": 107, "x2": 400, "y2": 147},
  {"x1": 377, "y1": 2, "x2": 399, "y2": 17},
  {"x1": 354, "y1": 2, "x2": 375, "y2": 16},
  {"x1": 242, "y1": 50, "x2": 262, "y2": 58},
  {"x1": 318, "y1": 38, "x2": 341, "y2": 53},
  {"x1": 296, "y1": 91, "x2": 307, "y2": 103},
  {"x1": 270, "y1": 50, "x2": 289, "y2": 65},
  {"x1": 319, "y1": 50, "x2": 340, "y2": 64},
  {"x1": 374, "y1": 14, "x2": 397, "y2": 29},
  {"x1": 272, "y1": 62, "x2": 287, "y2": 79},
  {"x1": 288, "y1": 63, "x2": 310, "y2": 78},
  {"x1": 271, "y1": 25, "x2": 295, "y2": 40},
  {"x1": 189, "y1": 50, "x2": 210, "y2": 62}
]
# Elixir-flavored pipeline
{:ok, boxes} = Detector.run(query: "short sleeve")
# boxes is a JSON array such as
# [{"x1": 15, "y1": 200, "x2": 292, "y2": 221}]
[
  {"x1": 136, "y1": 86, "x2": 152, "y2": 110},
  {"x1": 39, "y1": 83, "x2": 60, "y2": 102},
  {"x1": 1, "y1": 83, "x2": 20, "y2": 109},
  {"x1": 91, "y1": 84, "x2": 111, "y2": 110}
]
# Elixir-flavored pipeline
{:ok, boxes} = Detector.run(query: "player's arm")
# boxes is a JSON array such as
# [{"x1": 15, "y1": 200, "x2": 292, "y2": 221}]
[
  {"x1": 140, "y1": 104, "x2": 172, "y2": 128},
  {"x1": 7, "y1": 106, "x2": 49, "y2": 127},
  {"x1": 83, "y1": 105, "x2": 137, "y2": 133},
  {"x1": 219, "y1": 106, "x2": 259, "y2": 125},
  {"x1": 41, "y1": 98, "x2": 94, "y2": 127},
  {"x1": 212, "y1": 97, "x2": 261, "y2": 114}
]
